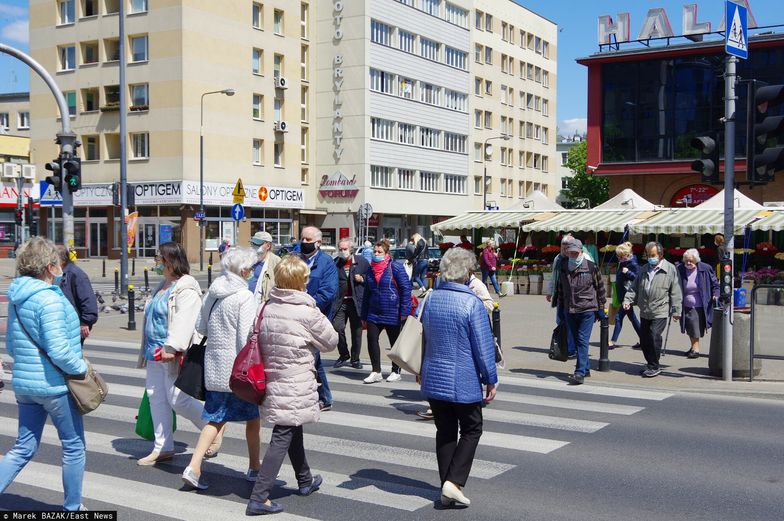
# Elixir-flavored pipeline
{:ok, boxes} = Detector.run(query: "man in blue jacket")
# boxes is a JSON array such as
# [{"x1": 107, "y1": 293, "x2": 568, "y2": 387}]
[
  {"x1": 57, "y1": 246, "x2": 98, "y2": 344},
  {"x1": 300, "y1": 226, "x2": 337, "y2": 411}
]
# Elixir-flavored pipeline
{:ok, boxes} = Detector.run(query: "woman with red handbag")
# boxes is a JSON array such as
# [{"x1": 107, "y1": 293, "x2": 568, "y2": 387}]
[{"x1": 246, "y1": 256, "x2": 338, "y2": 516}]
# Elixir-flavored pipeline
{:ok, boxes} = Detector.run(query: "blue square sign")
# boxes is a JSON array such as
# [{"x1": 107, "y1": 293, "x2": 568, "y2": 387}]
[{"x1": 725, "y1": 1, "x2": 748, "y2": 60}]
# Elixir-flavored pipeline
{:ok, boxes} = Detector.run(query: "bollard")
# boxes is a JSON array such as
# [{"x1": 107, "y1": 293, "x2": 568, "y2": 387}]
[
  {"x1": 114, "y1": 267, "x2": 119, "y2": 294},
  {"x1": 102, "y1": 258, "x2": 106, "y2": 278},
  {"x1": 492, "y1": 303, "x2": 501, "y2": 347},
  {"x1": 598, "y1": 309, "x2": 610, "y2": 372},
  {"x1": 209, "y1": 252, "x2": 214, "y2": 267},
  {"x1": 144, "y1": 267, "x2": 149, "y2": 293},
  {"x1": 127, "y1": 285, "x2": 136, "y2": 331},
  {"x1": 207, "y1": 264, "x2": 213, "y2": 287},
  {"x1": 132, "y1": 257, "x2": 136, "y2": 277}
]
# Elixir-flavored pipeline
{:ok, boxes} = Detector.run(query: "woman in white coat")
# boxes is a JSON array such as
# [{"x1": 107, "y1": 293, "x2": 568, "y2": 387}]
[
  {"x1": 246, "y1": 256, "x2": 338, "y2": 516},
  {"x1": 181, "y1": 247, "x2": 261, "y2": 490}
]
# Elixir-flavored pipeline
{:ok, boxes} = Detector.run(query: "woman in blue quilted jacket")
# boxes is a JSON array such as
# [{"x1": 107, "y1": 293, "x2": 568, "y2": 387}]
[
  {"x1": 420, "y1": 247, "x2": 498, "y2": 509},
  {"x1": 0, "y1": 237, "x2": 88, "y2": 511}
]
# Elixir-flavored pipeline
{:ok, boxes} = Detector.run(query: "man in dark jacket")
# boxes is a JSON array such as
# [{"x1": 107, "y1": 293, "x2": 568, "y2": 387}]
[
  {"x1": 57, "y1": 245, "x2": 98, "y2": 343},
  {"x1": 300, "y1": 226, "x2": 337, "y2": 410},
  {"x1": 332, "y1": 239, "x2": 369, "y2": 369}
]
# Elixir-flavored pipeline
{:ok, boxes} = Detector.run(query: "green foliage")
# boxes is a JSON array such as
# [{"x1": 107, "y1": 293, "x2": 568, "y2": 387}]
[{"x1": 561, "y1": 141, "x2": 609, "y2": 208}]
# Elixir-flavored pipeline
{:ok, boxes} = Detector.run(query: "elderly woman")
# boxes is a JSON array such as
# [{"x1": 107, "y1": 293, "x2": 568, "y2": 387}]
[
  {"x1": 0, "y1": 238, "x2": 88, "y2": 511},
  {"x1": 137, "y1": 242, "x2": 207, "y2": 465},
  {"x1": 610, "y1": 241, "x2": 641, "y2": 348},
  {"x1": 246, "y1": 256, "x2": 338, "y2": 515},
  {"x1": 676, "y1": 248, "x2": 719, "y2": 359},
  {"x1": 181, "y1": 247, "x2": 261, "y2": 490},
  {"x1": 420, "y1": 248, "x2": 498, "y2": 508}
]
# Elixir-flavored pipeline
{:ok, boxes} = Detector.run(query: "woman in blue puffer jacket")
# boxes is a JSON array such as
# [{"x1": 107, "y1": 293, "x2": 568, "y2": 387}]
[
  {"x1": 420, "y1": 247, "x2": 498, "y2": 509},
  {"x1": 0, "y1": 237, "x2": 87, "y2": 512}
]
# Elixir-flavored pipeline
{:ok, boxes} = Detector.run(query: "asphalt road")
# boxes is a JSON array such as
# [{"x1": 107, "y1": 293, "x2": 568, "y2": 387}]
[{"x1": 1, "y1": 339, "x2": 783, "y2": 521}]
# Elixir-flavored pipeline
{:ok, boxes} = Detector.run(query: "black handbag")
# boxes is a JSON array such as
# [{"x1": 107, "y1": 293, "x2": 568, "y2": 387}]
[
  {"x1": 548, "y1": 322, "x2": 569, "y2": 362},
  {"x1": 175, "y1": 299, "x2": 218, "y2": 400}
]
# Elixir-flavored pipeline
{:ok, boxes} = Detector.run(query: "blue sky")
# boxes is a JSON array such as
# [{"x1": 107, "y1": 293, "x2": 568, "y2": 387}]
[{"x1": 1, "y1": 0, "x2": 782, "y2": 136}]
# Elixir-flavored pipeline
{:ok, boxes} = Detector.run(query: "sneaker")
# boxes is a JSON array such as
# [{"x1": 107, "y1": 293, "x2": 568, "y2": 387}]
[
  {"x1": 181, "y1": 466, "x2": 209, "y2": 490},
  {"x1": 298, "y1": 474, "x2": 323, "y2": 496},
  {"x1": 350, "y1": 360, "x2": 364, "y2": 369},
  {"x1": 568, "y1": 373, "x2": 584, "y2": 385},
  {"x1": 499, "y1": 292, "x2": 508, "y2": 298},
  {"x1": 333, "y1": 357, "x2": 350, "y2": 368},
  {"x1": 642, "y1": 368, "x2": 661, "y2": 378},
  {"x1": 416, "y1": 408, "x2": 434, "y2": 420},
  {"x1": 363, "y1": 372, "x2": 383, "y2": 384},
  {"x1": 318, "y1": 401, "x2": 332, "y2": 412},
  {"x1": 386, "y1": 372, "x2": 402, "y2": 383},
  {"x1": 245, "y1": 469, "x2": 259, "y2": 482}
]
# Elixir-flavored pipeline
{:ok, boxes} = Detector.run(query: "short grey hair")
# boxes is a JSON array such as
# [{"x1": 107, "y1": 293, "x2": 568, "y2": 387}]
[
  {"x1": 220, "y1": 246, "x2": 258, "y2": 276},
  {"x1": 16, "y1": 237, "x2": 59, "y2": 279},
  {"x1": 338, "y1": 239, "x2": 354, "y2": 250},
  {"x1": 301, "y1": 226, "x2": 322, "y2": 241},
  {"x1": 683, "y1": 248, "x2": 701, "y2": 263},
  {"x1": 645, "y1": 241, "x2": 663, "y2": 256},
  {"x1": 440, "y1": 247, "x2": 477, "y2": 283}
]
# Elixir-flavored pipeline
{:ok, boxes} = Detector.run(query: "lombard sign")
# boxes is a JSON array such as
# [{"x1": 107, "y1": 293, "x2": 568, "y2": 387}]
[
  {"x1": 319, "y1": 171, "x2": 358, "y2": 199},
  {"x1": 598, "y1": 1, "x2": 757, "y2": 45}
]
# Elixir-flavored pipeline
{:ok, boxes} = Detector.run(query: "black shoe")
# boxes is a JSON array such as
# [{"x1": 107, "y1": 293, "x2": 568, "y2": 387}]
[
  {"x1": 333, "y1": 357, "x2": 349, "y2": 368},
  {"x1": 685, "y1": 350, "x2": 700, "y2": 359},
  {"x1": 246, "y1": 500, "x2": 283, "y2": 516},
  {"x1": 567, "y1": 353, "x2": 577, "y2": 360},
  {"x1": 350, "y1": 360, "x2": 363, "y2": 369},
  {"x1": 318, "y1": 401, "x2": 332, "y2": 412},
  {"x1": 298, "y1": 474, "x2": 322, "y2": 496},
  {"x1": 568, "y1": 373, "x2": 584, "y2": 385},
  {"x1": 584, "y1": 370, "x2": 591, "y2": 377}
]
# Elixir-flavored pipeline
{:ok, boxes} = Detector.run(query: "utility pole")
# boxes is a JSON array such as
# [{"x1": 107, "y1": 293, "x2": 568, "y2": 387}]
[
  {"x1": 722, "y1": 55, "x2": 737, "y2": 382},
  {"x1": 119, "y1": 0, "x2": 129, "y2": 297}
]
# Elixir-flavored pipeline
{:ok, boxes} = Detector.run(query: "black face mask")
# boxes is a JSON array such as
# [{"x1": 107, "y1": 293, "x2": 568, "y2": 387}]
[{"x1": 300, "y1": 241, "x2": 317, "y2": 255}]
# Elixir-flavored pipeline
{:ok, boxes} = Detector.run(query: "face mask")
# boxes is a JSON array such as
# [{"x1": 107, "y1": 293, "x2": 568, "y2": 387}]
[
  {"x1": 338, "y1": 251, "x2": 349, "y2": 260},
  {"x1": 568, "y1": 255, "x2": 584, "y2": 271},
  {"x1": 153, "y1": 263, "x2": 165, "y2": 275},
  {"x1": 300, "y1": 241, "x2": 317, "y2": 255},
  {"x1": 648, "y1": 257, "x2": 659, "y2": 266},
  {"x1": 244, "y1": 270, "x2": 254, "y2": 281},
  {"x1": 372, "y1": 254, "x2": 385, "y2": 263},
  {"x1": 52, "y1": 268, "x2": 64, "y2": 286}
]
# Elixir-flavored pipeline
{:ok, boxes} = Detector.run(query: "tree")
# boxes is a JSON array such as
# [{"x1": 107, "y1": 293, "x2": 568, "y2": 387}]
[{"x1": 559, "y1": 140, "x2": 609, "y2": 208}]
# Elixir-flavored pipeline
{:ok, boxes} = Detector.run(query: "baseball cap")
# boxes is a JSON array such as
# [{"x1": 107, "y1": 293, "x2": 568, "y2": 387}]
[
  {"x1": 250, "y1": 231, "x2": 273, "y2": 246},
  {"x1": 565, "y1": 239, "x2": 583, "y2": 253}
]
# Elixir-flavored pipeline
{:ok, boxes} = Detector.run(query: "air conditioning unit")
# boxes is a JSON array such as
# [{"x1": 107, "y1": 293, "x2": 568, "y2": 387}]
[
  {"x1": 274, "y1": 76, "x2": 289, "y2": 89},
  {"x1": 763, "y1": 201, "x2": 784, "y2": 208},
  {"x1": 274, "y1": 120, "x2": 288, "y2": 133},
  {"x1": 22, "y1": 164, "x2": 36, "y2": 180},
  {"x1": 2, "y1": 162, "x2": 20, "y2": 179}
]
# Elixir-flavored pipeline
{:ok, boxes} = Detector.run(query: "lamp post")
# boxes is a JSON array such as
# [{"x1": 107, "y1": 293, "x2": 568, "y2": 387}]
[
  {"x1": 199, "y1": 88, "x2": 235, "y2": 271},
  {"x1": 483, "y1": 134, "x2": 511, "y2": 211}
]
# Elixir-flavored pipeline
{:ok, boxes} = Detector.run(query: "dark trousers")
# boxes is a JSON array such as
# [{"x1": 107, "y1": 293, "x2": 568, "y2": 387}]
[
  {"x1": 332, "y1": 299, "x2": 362, "y2": 362},
  {"x1": 428, "y1": 399, "x2": 483, "y2": 488},
  {"x1": 313, "y1": 352, "x2": 332, "y2": 406},
  {"x1": 366, "y1": 322, "x2": 401, "y2": 374},
  {"x1": 611, "y1": 306, "x2": 641, "y2": 342},
  {"x1": 640, "y1": 317, "x2": 668, "y2": 370},
  {"x1": 250, "y1": 425, "x2": 312, "y2": 503}
]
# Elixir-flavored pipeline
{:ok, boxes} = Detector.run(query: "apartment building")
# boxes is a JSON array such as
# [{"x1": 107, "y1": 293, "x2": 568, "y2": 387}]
[
  {"x1": 29, "y1": 0, "x2": 313, "y2": 259},
  {"x1": 0, "y1": 92, "x2": 31, "y2": 138}
]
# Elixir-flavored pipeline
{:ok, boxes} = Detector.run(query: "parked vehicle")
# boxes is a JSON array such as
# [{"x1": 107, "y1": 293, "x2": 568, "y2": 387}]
[{"x1": 390, "y1": 247, "x2": 442, "y2": 273}]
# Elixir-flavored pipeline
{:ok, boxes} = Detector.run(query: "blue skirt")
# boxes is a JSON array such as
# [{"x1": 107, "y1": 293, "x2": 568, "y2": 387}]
[{"x1": 202, "y1": 391, "x2": 260, "y2": 423}]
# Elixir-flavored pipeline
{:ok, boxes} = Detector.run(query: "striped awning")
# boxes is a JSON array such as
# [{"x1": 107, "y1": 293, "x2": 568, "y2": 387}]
[
  {"x1": 430, "y1": 211, "x2": 543, "y2": 234},
  {"x1": 749, "y1": 210, "x2": 784, "y2": 231},
  {"x1": 629, "y1": 209, "x2": 766, "y2": 235},
  {"x1": 522, "y1": 210, "x2": 658, "y2": 233}
]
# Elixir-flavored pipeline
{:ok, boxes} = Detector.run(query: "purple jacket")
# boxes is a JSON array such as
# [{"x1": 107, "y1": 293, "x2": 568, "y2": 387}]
[{"x1": 676, "y1": 261, "x2": 720, "y2": 333}]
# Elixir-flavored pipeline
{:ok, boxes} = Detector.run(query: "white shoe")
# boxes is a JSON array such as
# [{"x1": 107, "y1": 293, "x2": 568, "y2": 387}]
[
  {"x1": 441, "y1": 480, "x2": 470, "y2": 506},
  {"x1": 181, "y1": 466, "x2": 209, "y2": 490},
  {"x1": 363, "y1": 372, "x2": 383, "y2": 384},
  {"x1": 386, "y1": 372, "x2": 402, "y2": 383}
]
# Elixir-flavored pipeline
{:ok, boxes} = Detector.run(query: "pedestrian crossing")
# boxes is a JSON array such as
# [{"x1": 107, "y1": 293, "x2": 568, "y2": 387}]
[{"x1": 0, "y1": 338, "x2": 674, "y2": 519}]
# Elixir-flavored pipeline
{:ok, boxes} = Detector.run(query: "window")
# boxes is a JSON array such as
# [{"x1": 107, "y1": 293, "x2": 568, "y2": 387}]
[
  {"x1": 398, "y1": 168, "x2": 415, "y2": 190},
  {"x1": 422, "y1": 0, "x2": 440, "y2": 16},
  {"x1": 474, "y1": 176, "x2": 482, "y2": 194},
  {"x1": 420, "y1": 127, "x2": 440, "y2": 149},
  {"x1": 484, "y1": 80, "x2": 492, "y2": 96},
  {"x1": 519, "y1": 151, "x2": 525, "y2": 168},
  {"x1": 543, "y1": 70, "x2": 550, "y2": 88},
  {"x1": 484, "y1": 111, "x2": 492, "y2": 129},
  {"x1": 398, "y1": 76, "x2": 414, "y2": 99},
  {"x1": 527, "y1": 63, "x2": 534, "y2": 80},
  {"x1": 273, "y1": 9, "x2": 283, "y2": 34},
  {"x1": 0, "y1": 113, "x2": 8, "y2": 131},
  {"x1": 420, "y1": 171, "x2": 439, "y2": 192},
  {"x1": 129, "y1": 0, "x2": 147, "y2": 14},
  {"x1": 273, "y1": 53, "x2": 283, "y2": 78},
  {"x1": 500, "y1": 116, "x2": 508, "y2": 135},
  {"x1": 397, "y1": 0, "x2": 414, "y2": 5},
  {"x1": 398, "y1": 123, "x2": 416, "y2": 145},
  {"x1": 84, "y1": 135, "x2": 99, "y2": 160},
  {"x1": 301, "y1": 128, "x2": 308, "y2": 163},
  {"x1": 502, "y1": 22, "x2": 508, "y2": 41},
  {"x1": 535, "y1": 36, "x2": 542, "y2": 54},
  {"x1": 420, "y1": 82, "x2": 440, "y2": 105},
  {"x1": 105, "y1": 37, "x2": 120, "y2": 61},
  {"x1": 370, "y1": 68, "x2": 393, "y2": 94},
  {"x1": 81, "y1": 41, "x2": 98, "y2": 64},
  {"x1": 528, "y1": 33, "x2": 535, "y2": 50},
  {"x1": 444, "y1": 89, "x2": 467, "y2": 112},
  {"x1": 399, "y1": 30, "x2": 415, "y2": 53},
  {"x1": 474, "y1": 77, "x2": 482, "y2": 96},
  {"x1": 64, "y1": 91, "x2": 76, "y2": 116},
  {"x1": 444, "y1": 132, "x2": 466, "y2": 154},
  {"x1": 485, "y1": 13, "x2": 492, "y2": 32},
  {"x1": 444, "y1": 174, "x2": 466, "y2": 194},
  {"x1": 475, "y1": 44, "x2": 483, "y2": 63},
  {"x1": 105, "y1": 133, "x2": 120, "y2": 159},
  {"x1": 500, "y1": 85, "x2": 508, "y2": 104},
  {"x1": 81, "y1": 88, "x2": 98, "y2": 112},
  {"x1": 474, "y1": 110, "x2": 482, "y2": 128},
  {"x1": 273, "y1": 96, "x2": 283, "y2": 120},
  {"x1": 252, "y1": 48, "x2": 263, "y2": 74},
  {"x1": 501, "y1": 55, "x2": 508, "y2": 74},
  {"x1": 542, "y1": 157, "x2": 549, "y2": 172},
  {"x1": 475, "y1": 10, "x2": 483, "y2": 30},
  {"x1": 520, "y1": 61, "x2": 525, "y2": 79},
  {"x1": 509, "y1": 88, "x2": 514, "y2": 107},
  {"x1": 83, "y1": 0, "x2": 97, "y2": 17},
  {"x1": 252, "y1": 2, "x2": 263, "y2": 29},
  {"x1": 59, "y1": 45, "x2": 76, "y2": 71},
  {"x1": 59, "y1": 0, "x2": 75, "y2": 24},
  {"x1": 445, "y1": 2, "x2": 468, "y2": 27},
  {"x1": 253, "y1": 139, "x2": 263, "y2": 165},
  {"x1": 371, "y1": 165, "x2": 393, "y2": 188},
  {"x1": 300, "y1": 86, "x2": 308, "y2": 121},
  {"x1": 526, "y1": 122, "x2": 533, "y2": 138},
  {"x1": 510, "y1": 24, "x2": 515, "y2": 44},
  {"x1": 370, "y1": 20, "x2": 391, "y2": 46},
  {"x1": 420, "y1": 38, "x2": 439, "y2": 61},
  {"x1": 535, "y1": 66, "x2": 542, "y2": 83},
  {"x1": 527, "y1": 93, "x2": 534, "y2": 110},
  {"x1": 370, "y1": 117, "x2": 394, "y2": 141},
  {"x1": 130, "y1": 35, "x2": 148, "y2": 62},
  {"x1": 542, "y1": 99, "x2": 549, "y2": 116},
  {"x1": 300, "y1": 45, "x2": 308, "y2": 80},
  {"x1": 535, "y1": 96, "x2": 542, "y2": 111},
  {"x1": 561, "y1": 152, "x2": 569, "y2": 166},
  {"x1": 273, "y1": 141, "x2": 284, "y2": 166},
  {"x1": 543, "y1": 41, "x2": 550, "y2": 59},
  {"x1": 130, "y1": 132, "x2": 149, "y2": 159},
  {"x1": 445, "y1": 47, "x2": 467, "y2": 70},
  {"x1": 130, "y1": 83, "x2": 148, "y2": 107},
  {"x1": 301, "y1": 168, "x2": 309, "y2": 185},
  {"x1": 105, "y1": 0, "x2": 119, "y2": 15},
  {"x1": 542, "y1": 128, "x2": 549, "y2": 145},
  {"x1": 500, "y1": 177, "x2": 507, "y2": 195},
  {"x1": 484, "y1": 46, "x2": 492, "y2": 64},
  {"x1": 104, "y1": 85, "x2": 120, "y2": 104},
  {"x1": 519, "y1": 91, "x2": 525, "y2": 108},
  {"x1": 253, "y1": 93, "x2": 264, "y2": 120}
]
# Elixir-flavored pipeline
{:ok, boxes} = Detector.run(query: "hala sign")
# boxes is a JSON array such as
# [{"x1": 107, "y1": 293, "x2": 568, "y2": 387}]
[
  {"x1": 319, "y1": 171, "x2": 358, "y2": 199},
  {"x1": 598, "y1": 1, "x2": 757, "y2": 45}
]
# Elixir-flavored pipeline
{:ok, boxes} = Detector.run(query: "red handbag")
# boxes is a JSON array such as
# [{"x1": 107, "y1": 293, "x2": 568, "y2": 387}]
[{"x1": 229, "y1": 304, "x2": 267, "y2": 404}]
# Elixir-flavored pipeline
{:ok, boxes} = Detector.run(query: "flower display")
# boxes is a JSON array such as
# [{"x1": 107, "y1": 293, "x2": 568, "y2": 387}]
[{"x1": 541, "y1": 245, "x2": 561, "y2": 253}]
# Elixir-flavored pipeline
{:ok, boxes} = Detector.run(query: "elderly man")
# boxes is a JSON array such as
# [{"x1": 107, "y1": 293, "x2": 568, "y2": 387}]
[
  {"x1": 57, "y1": 245, "x2": 98, "y2": 343},
  {"x1": 623, "y1": 241, "x2": 682, "y2": 378},
  {"x1": 301, "y1": 226, "x2": 338, "y2": 410},
  {"x1": 546, "y1": 234, "x2": 577, "y2": 358},
  {"x1": 248, "y1": 231, "x2": 281, "y2": 304},
  {"x1": 332, "y1": 239, "x2": 369, "y2": 369}
]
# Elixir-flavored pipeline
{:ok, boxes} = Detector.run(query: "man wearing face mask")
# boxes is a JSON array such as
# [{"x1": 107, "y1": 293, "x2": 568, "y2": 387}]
[
  {"x1": 623, "y1": 242, "x2": 682, "y2": 378},
  {"x1": 56, "y1": 245, "x2": 98, "y2": 343},
  {"x1": 546, "y1": 234, "x2": 577, "y2": 358},
  {"x1": 300, "y1": 226, "x2": 338, "y2": 411},
  {"x1": 248, "y1": 231, "x2": 281, "y2": 305},
  {"x1": 556, "y1": 239, "x2": 606, "y2": 385},
  {"x1": 331, "y1": 240, "x2": 369, "y2": 369}
]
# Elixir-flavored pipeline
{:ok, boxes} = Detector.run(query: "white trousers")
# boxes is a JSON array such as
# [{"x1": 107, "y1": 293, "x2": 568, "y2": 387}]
[{"x1": 145, "y1": 360, "x2": 206, "y2": 453}]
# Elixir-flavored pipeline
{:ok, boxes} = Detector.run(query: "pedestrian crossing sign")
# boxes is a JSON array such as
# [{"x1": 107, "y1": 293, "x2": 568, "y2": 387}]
[{"x1": 725, "y1": 1, "x2": 748, "y2": 60}]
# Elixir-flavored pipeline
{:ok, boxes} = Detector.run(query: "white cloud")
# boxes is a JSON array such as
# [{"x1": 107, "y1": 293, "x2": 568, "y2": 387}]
[
  {"x1": 0, "y1": 4, "x2": 27, "y2": 18},
  {"x1": 559, "y1": 118, "x2": 587, "y2": 136},
  {"x1": 1, "y1": 19, "x2": 28, "y2": 44}
]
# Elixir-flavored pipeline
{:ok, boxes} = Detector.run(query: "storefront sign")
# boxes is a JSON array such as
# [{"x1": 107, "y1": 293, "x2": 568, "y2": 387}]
[
  {"x1": 319, "y1": 171, "x2": 358, "y2": 198},
  {"x1": 0, "y1": 181, "x2": 33, "y2": 208},
  {"x1": 368, "y1": 213, "x2": 380, "y2": 227},
  {"x1": 670, "y1": 184, "x2": 719, "y2": 207},
  {"x1": 333, "y1": 1, "x2": 345, "y2": 162}
]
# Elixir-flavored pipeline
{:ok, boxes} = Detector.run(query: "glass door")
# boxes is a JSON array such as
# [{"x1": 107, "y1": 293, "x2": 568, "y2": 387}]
[
  {"x1": 136, "y1": 220, "x2": 158, "y2": 258},
  {"x1": 88, "y1": 222, "x2": 107, "y2": 257}
]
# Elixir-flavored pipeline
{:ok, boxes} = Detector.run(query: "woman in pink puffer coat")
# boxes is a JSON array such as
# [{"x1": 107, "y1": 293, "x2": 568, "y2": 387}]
[{"x1": 246, "y1": 255, "x2": 338, "y2": 516}]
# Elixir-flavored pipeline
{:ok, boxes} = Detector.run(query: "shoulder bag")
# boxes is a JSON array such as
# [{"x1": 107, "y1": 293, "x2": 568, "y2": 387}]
[
  {"x1": 230, "y1": 304, "x2": 267, "y2": 405},
  {"x1": 175, "y1": 298, "x2": 219, "y2": 401},
  {"x1": 388, "y1": 289, "x2": 432, "y2": 376}
]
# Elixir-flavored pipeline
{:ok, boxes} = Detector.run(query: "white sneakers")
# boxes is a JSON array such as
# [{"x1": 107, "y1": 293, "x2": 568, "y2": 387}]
[
  {"x1": 363, "y1": 372, "x2": 383, "y2": 384},
  {"x1": 386, "y1": 372, "x2": 402, "y2": 383}
]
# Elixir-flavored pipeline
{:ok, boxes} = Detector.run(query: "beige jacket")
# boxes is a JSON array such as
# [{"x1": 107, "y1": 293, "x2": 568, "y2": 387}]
[
  {"x1": 253, "y1": 253, "x2": 281, "y2": 306},
  {"x1": 259, "y1": 287, "x2": 337, "y2": 426}
]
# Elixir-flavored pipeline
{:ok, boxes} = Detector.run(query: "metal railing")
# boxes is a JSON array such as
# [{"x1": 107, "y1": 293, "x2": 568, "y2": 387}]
[{"x1": 749, "y1": 284, "x2": 784, "y2": 382}]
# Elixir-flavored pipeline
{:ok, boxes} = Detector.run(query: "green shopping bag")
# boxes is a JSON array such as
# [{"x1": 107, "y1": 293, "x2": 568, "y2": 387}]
[
  {"x1": 135, "y1": 390, "x2": 177, "y2": 441},
  {"x1": 611, "y1": 281, "x2": 621, "y2": 309}
]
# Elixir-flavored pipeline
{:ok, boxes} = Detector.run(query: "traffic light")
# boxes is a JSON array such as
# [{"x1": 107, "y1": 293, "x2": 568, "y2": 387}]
[
  {"x1": 747, "y1": 82, "x2": 784, "y2": 184},
  {"x1": 690, "y1": 134, "x2": 721, "y2": 184},
  {"x1": 44, "y1": 158, "x2": 63, "y2": 192},
  {"x1": 63, "y1": 156, "x2": 81, "y2": 193},
  {"x1": 26, "y1": 197, "x2": 38, "y2": 236},
  {"x1": 14, "y1": 209, "x2": 23, "y2": 226},
  {"x1": 112, "y1": 182, "x2": 135, "y2": 207},
  {"x1": 719, "y1": 259, "x2": 733, "y2": 304}
]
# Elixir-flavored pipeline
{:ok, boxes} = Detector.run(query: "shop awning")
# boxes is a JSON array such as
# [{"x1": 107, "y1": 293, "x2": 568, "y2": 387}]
[
  {"x1": 430, "y1": 211, "x2": 543, "y2": 234},
  {"x1": 749, "y1": 210, "x2": 784, "y2": 231},
  {"x1": 629, "y1": 209, "x2": 767, "y2": 235},
  {"x1": 522, "y1": 210, "x2": 658, "y2": 233}
]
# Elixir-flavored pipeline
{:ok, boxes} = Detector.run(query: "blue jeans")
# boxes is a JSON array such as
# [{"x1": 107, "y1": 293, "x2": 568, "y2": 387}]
[
  {"x1": 481, "y1": 269, "x2": 501, "y2": 294},
  {"x1": 313, "y1": 351, "x2": 332, "y2": 406},
  {"x1": 611, "y1": 306, "x2": 641, "y2": 343},
  {"x1": 566, "y1": 311, "x2": 595, "y2": 377},
  {"x1": 412, "y1": 259, "x2": 429, "y2": 290},
  {"x1": 556, "y1": 305, "x2": 576, "y2": 356},
  {"x1": 0, "y1": 392, "x2": 85, "y2": 511}
]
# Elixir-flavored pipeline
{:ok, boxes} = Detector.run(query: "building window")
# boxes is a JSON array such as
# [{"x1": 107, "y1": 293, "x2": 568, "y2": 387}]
[
  {"x1": 399, "y1": 30, "x2": 416, "y2": 53},
  {"x1": 105, "y1": 133, "x2": 120, "y2": 159},
  {"x1": 543, "y1": 99, "x2": 549, "y2": 116},
  {"x1": 301, "y1": 167, "x2": 309, "y2": 185},
  {"x1": 273, "y1": 141, "x2": 284, "y2": 166},
  {"x1": 543, "y1": 70, "x2": 550, "y2": 88},
  {"x1": 445, "y1": 47, "x2": 467, "y2": 70},
  {"x1": 253, "y1": 139, "x2": 263, "y2": 165},
  {"x1": 104, "y1": 85, "x2": 120, "y2": 105},
  {"x1": 273, "y1": 96, "x2": 283, "y2": 121},
  {"x1": 370, "y1": 117, "x2": 394, "y2": 141},
  {"x1": 420, "y1": 82, "x2": 440, "y2": 105},
  {"x1": 273, "y1": 53, "x2": 283, "y2": 78},
  {"x1": 484, "y1": 111, "x2": 492, "y2": 129},
  {"x1": 397, "y1": 0, "x2": 414, "y2": 6},
  {"x1": 64, "y1": 91, "x2": 76, "y2": 116},
  {"x1": 422, "y1": 0, "x2": 440, "y2": 16},
  {"x1": 130, "y1": 35, "x2": 148, "y2": 62},
  {"x1": 81, "y1": 41, "x2": 98, "y2": 64},
  {"x1": 252, "y1": 48, "x2": 263, "y2": 74},
  {"x1": 501, "y1": 55, "x2": 508, "y2": 74},
  {"x1": 0, "y1": 113, "x2": 9, "y2": 131},
  {"x1": 543, "y1": 41, "x2": 550, "y2": 59},
  {"x1": 371, "y1": 165, "x2": 393, "y2": 188},
  {"x1": 485, "y1": 13, "x2": 492, "y2": 32},
  {"x1": 420, "y1": 127, "x2": 440, "y2": 149},
  {"x1": 474, "y1": 110, "x2": 481, "y2": 128},
  {"x1": 252, "y1": 2, "x2": 263, "y2": 29},
  {"x1": 273, "y1": 9, "x2": 283, "y2": 34},
  {"x1": 420, "y1": 38, "x2": 440, "y2": 61},
  {"x1": 500, "y1": 85, "x2": 508, "y2": 105},
  {"x1": 83, "y1": 0, "x2": 97, "y2": 17},
  {"x1": 474, "y1": 143, "x2": 482, "y2": 162},
  {"x1": 59, "y1": 45, "x2": 76, "y2": 71},
  {"x1": 253, "y1": 93, "x2": 263, "y2": 120},
  {"x1": 301, "y1": 127, "x2": 308, "y2": 164},
  {"x1": 420, "y1": 171, "x2": 439, "y2": 192},
  {"x1": 84, "y1": 135, "x2": 99, "y2": 160},
  {"x1": 370, "y1": 20, "x2": 391, "y2": 46},
  {"x1": 474, "y1": 77, "x2": 482, "y2": 96},
  {"x1": 398, "y1": 168, "x2": 415, "y2": 190},
  {"x1": 300, "y1": 86, "x2": 308, "y2": 121},
  {"x1": 444, "y1": 89, "x2": 467, "y2": 112},
  {"x1": 474, "y1": 44, "x2": 482, "y2": 63},
  {"x1": 484, "y1": 80, "x2": 492, "y2": 96},
  {"x1": 399, "y1": 76, "x2": 414, "y2": 99},
  {"x1": 445, "y1": 2, "x2": 468, "y2": 28},
  {"x1": 484, "y1": 46, "x2": 492, "y2": 64},
  {"x1": 59, "y1": 0, "x2": 75, "y2": 24},
  {"x1": 500, "y1": 177, "x2": 507, "y2": 196},
  {"x1": 129, "y1": 0, "x2": 148, "y2": 14},
  {"x1": 526, "y1": 122, "x2": 533, "y2": 138},
  {"x1": 300, "y1": 45, "x2": 308, "y2": 80},
  {"x1": 130, "y1": 132, "x2": 149, "y2": 159},
  {"x1": 105, "y1": 37, "x2": 120, "y2": 61},
  {"x1": 527, "y1": 93, "x2": 535, "y2": 110},
  {"x1": 444, "y1": 174, "x2": 466, "y2": 194},
  {"x1": 130, "y1": 83, "x2": 148, "y2": 108},
  {"x1": 444, "y1": 132, "x2": 466, "y2": 154},
  {"x1": 527, "y1": 63, "x2": 534, "y2": 80},
  {"x1": 398, "y1": 123, "x2": 416, "y2": 145},
  {"x1": 82, "y1": 88, "x2": 99, "y2": 112},
  {"x1": 300, "y1": 2, "x2": 309, "y2": 38},
  {"x1": 542, "y1": 156, "x2": 549, "y2": 172},
  {"x1": 475, "y1": 10, "x2": 483, "y2": 30},
  {"x1": 369, "y1": 68, "x2": 393, "y2": 94},
  {"x1": 561, "y1": 152, "x2": 569, "y2": 166}
]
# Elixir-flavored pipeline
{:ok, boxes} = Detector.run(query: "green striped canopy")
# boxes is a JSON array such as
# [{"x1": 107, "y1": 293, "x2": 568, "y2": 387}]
[
  {"x1": 430, "y1": 211, "x2": 542, "y2": 234},
  {"x1": 629, "y1": 209, "x2": 766, "y2": 235},
  {"x1": 522, "y1": 210, "x2": 658, "y2": 233},
  {"x1": 749, "y1": 210, "x2": 784, "y2": 231}
]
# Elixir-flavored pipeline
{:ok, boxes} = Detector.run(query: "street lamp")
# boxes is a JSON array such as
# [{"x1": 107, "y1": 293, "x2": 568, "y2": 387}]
[
  {"x1": 483, "y1": 134, "x2": 511, "y2": 211},
  {"x1": 199, "y1": 88, "x2": 235, "y2": 271}
]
